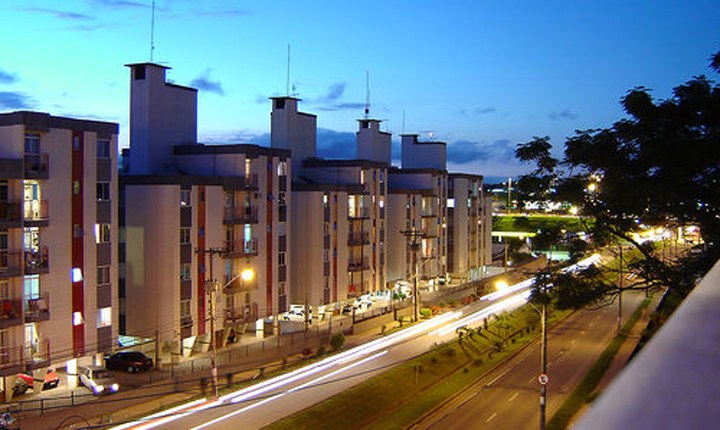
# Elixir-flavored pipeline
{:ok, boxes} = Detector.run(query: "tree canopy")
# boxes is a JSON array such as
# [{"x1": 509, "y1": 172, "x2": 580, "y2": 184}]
[{"x1": 518, "y1": 51, "x2": 720, "y2": 308}]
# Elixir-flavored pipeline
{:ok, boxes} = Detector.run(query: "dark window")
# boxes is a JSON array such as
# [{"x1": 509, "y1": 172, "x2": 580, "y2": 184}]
[
  {"x1": 97, "y1": 139, "x2": 111, "y2": 158},
  {"x1": 279, "y1": 235, "x2": 287, "y2": 252},
  {"x1": 275, "y1": 99, "x2": 285, "y2": 109},
  {"x1": 134, "y1": 66, "x2": 146, "y2": 80}
]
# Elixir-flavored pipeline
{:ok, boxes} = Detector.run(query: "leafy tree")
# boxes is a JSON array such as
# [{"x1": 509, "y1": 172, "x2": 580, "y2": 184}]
[{"x1": 518, "y1": 51, "x2": 720, "y2": 307}]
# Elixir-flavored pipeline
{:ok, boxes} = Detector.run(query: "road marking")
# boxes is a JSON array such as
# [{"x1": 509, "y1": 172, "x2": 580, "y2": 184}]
[
  {"x1": 508, "y1": 392, "x2": 519, "y2": 402},
  {"x1": 486, "y1": 412, "x2": 497, "y2": 423},
  {"x1": 485, "y1": 369, "x2": 510, "y2": 387},
  {"x1": 514, "y1": 351, "x2": 531, "y2": 365},
  {"x1": 529, "y1": 376, "x2": 536, "y2": 384}
]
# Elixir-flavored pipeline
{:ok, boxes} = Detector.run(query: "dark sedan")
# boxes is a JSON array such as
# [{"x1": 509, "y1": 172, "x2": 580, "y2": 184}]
[{"x1": 105, "y1": 351, "x2": 153, "y2": 373}]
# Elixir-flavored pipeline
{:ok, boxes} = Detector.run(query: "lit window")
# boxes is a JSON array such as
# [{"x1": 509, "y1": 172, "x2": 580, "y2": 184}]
[
  {"x1": 72, "y1": 268, "x2": 83, "y2": 283},
  {"x1": 180, "y1": 263, "x2": 191, "y2": 281},
  {"x1": 447, "y1": 198, "x2": 455, "y2": 208},
  {"x1": 73, "y1": 311, "x2": 84, "y2": 326},
  {"x1": 180, "y1": 300, "x2": 191, "y2": 318},
  {"x1": 95, "y1": 224, "x2": 110, "y2": 243},
  {"x1": 97, "y1": 307, "x2": 111, "y2": 327},
  {"x1": 180, "y1": 189, "x2": 191, "y2": 207}
]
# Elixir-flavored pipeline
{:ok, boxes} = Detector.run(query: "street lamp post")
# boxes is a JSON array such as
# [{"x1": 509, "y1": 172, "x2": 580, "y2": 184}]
[
  {"x1": 401, "y1": 227, "x2": 424, "y2": 322},
  {"x1": 540, "y1": 300, "x2": 547, "y2": 430},
  {"x1": 195, "y1": 246, "x2": 226, "y2": 399}
]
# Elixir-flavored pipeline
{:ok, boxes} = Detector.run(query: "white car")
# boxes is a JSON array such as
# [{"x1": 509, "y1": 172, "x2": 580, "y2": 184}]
[{"x1": 79, "y1": 366, "x2": 120, "y2": 395}]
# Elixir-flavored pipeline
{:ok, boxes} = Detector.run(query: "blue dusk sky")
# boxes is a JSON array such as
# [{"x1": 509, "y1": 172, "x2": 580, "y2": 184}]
[{"x1": 1, "y1": 1, "x2": 718, "y2": 179}]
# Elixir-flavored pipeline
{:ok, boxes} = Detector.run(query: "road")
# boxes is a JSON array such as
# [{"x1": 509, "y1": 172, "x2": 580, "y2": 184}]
[
  {"x1": 410, "y1": 291, "x2": 645, "y2": 430},
  {"x1": 107, "y1": 257, "x2": 600, "y2": 430}
]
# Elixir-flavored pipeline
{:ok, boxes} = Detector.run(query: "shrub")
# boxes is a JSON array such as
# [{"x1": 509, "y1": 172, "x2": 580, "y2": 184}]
[
  {"x1": 420, "y1": 308, "x2": 432, "y2": 319},
  {"x1": 330, "y1": 332, "x2": 346, "y2": 351}
]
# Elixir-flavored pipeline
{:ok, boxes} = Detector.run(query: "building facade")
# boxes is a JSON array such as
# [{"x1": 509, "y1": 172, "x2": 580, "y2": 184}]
[{"x1": 0, "y1": 111, "x2": 119, "y2": 396}]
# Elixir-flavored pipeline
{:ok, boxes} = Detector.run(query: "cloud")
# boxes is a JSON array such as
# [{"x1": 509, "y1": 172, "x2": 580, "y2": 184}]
[
  {"x1": 190, "y1": 69, "x2": 224, "y2": 95},
  {"x1": 0, "y1": 69, "x2": 18, "y2": 85},
  {"x1": 457, "y1": 106, "x2": 497, "y2": 116},
  {"x1": 202, "y1": 130, "x2": 270, "y2": 146},
  {"x1": 447, "y1": 139, "x2": 516, "y2": 165},
  {"x1": 548, "y1": 109, "x2": 578, "y2": 120},
  {"x1": 0, "y1": 92, "x2": 34, "y2": 109},
  {"x1": 21, "y1": 7, "x2": 94, "y2": 20},
  {"x1": 310, "y1": 81, "x2": 366, "y2": 112},
  {"x1": 87, "y1": 0, "x2": 149, "y2": 9},
  {"x1": 316, "y1": 129, "x2": 356, "y2": 159}
]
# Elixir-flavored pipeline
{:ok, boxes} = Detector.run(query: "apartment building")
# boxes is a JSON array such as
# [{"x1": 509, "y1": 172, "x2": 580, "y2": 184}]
[
  {"x1": 447, "y1": 173, "x2": 492, "y2": 281},
  {"x1": 0, "y1": 111, "x2": 119, "y2": 396},
  {"x1": 121, "y1": 63, "x2": 290, "y2": 354}
]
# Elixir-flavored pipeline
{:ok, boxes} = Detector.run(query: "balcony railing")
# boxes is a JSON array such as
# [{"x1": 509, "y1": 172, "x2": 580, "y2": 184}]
[
  {"x1": 25, "y1": 292, "x2": 50, "y2": 322},
  {"x1": 24, "y1": 247, "x2": 49, "y2": 274},
  {"x1": 0, "y1": 201, "x2": 22, "y2": 224},
  {"x1": 0, "y1": 250, "x2": 22, "y2": 278},
  {"x1": 224, "y1": 239, "x2": 259, "y2": 258},
  {"x1": 348, "y1": 257, "x2": 370, "y2": 272},
  {"x1": 348, "y1": 208, "x2": 370, "y2": 219},
  {"x1": 348, "y1": 232, "x2": 370, "y2": 246},
  {"x1": 223, "y1": 205, "x2": 259, "y2": 224},
  {"x1": 0, "y1": 298, "x2": 23, "y2": 329},
  {"x1": 24, "y1": 153, "x2": 49, "y2": 179},
  {"x1": 23, "y1": 199, "x2": 49, "y2": 222}
]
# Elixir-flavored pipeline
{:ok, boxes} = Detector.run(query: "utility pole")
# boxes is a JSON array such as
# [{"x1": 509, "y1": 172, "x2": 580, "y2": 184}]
[
  {"x1": 400, "y1": 227, "x2": 424, "y2": 322},
  {"x1": 618, "y1": 244, "x2": 623, "y2": 333},
  {"x1": 540, "y1": 298, "x2": 547, "y2": 430},
  {"x1": 195, "y1": 246, "x2": 226, "y2": 399}
]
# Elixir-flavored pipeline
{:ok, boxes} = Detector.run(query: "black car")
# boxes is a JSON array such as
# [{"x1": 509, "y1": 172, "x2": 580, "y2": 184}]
[{"x1": 105, "y1": 351, "x2": 153, "y2": 373}]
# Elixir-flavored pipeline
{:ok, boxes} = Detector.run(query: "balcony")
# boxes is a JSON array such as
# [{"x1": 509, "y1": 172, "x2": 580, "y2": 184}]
[
  {"x1": 348, "y1": 232, "x2": 370, "y2": 246},
  {"x1": 348, "y1": 257, "x2": 370, "y2": 272},
  {"x1": 24, "y1": 338, "x2": 50, "y2": 370},
  {"x1": 0, "y1": 298, "x2": 23, "y2": 329},
  {"x1": 0, "y1": 201, "x2": 22, "y2": 228},
  {"x1": 23, "y1": 199, "x2": 49, "y2": 226},
  {"x1": 24, "y1": 247, "x2": 49, "y2": 275},
  {"x1": 223, "y1": 274, "x2": 256, "y2": 294},
  {"x1": 223, "y1": 205, "x2": 259, "y2": 225},
  {"x1": 24, "y1": 153, "x2": 49, "y2": 179},
  {"x1": 25, "y1": 292, "x2": 50, "y2": 323},
  {"x1": 348, "y1": 208, "x2": 370, "y2": 219},
  {"x1": 0, "y1": 250, "x2": 22, "y2": 278},
  {"x1": 224, "y1": 239, "x2": 259, "y2": 258}
]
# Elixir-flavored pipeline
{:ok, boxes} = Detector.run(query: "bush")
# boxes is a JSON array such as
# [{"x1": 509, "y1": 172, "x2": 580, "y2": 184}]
[
  {"x1": 317, "y1": 346, "x2": 327, "y2": 357},
  {"x1": 420, "y1": 308, "x2": 432, "y2": 319},
  {"x1": 330, "y1": 332, "x2": 346, "y2": 351}
]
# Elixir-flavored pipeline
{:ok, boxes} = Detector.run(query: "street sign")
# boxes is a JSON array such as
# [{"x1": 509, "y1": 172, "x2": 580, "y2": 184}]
[{"x1": 538, "y1": 373, "x2": 549, "y2": 385}]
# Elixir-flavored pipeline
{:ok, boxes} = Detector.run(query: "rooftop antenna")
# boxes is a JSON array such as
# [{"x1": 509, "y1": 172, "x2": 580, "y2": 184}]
[
  {"x1": 149, "y1": 0, "x2": 156, "y2": 62},
  {"x1": 285, "y1": 44, "x2": 291, "y2": 97},
  {"x1": 402, "y1": 110, "x2": 406, "y2": 134},
  {"x1": 364, "y1": 69, "x2": 370, "y2": 119}
]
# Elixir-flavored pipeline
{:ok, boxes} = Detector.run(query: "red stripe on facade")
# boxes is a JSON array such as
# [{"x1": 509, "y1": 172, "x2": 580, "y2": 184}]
[
  {"x1": 71, "y1": 131, "x2": 85, "y2": 356},
  {"x1": 197, "y1": 186, "x2": 206, "y2": 335},
  {"x1": 266, "y1": 164, "x2": 273, "y2": 316}
]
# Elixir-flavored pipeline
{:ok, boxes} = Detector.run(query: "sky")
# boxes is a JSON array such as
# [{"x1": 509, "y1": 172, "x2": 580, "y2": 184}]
[{"x1": 1, "y1": 1, "x2": 718, "y2": 180}]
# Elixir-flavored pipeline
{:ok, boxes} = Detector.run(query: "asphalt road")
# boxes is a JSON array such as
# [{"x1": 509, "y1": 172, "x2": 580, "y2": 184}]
[{"x1": 410, "y1": 291, "x2": 645, "y2": 430}]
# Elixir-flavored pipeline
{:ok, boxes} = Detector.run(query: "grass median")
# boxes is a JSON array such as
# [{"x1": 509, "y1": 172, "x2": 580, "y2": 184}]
[{"x1": 263, "y1": 305, "x2": 571, "y2": 430}]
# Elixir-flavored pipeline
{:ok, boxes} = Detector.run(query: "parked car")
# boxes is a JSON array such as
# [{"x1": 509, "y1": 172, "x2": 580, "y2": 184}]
[
  {"x1": 105, "y1": 351, "x2": 153, "y2": 373},
  {"x1": 79, "y1": 366, "x2": 120, "y2": 395},
  {"x1": 12, "y1": 368, "x2": 59, "y2": 395}
]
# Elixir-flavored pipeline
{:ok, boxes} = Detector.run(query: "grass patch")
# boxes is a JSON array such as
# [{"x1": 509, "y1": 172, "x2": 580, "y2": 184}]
[
  {"x1": 263, "y1": 306, "x2": 571, "y2": 430},
  {"x1": 547, "y1": 297, "x2": 651, "y2": 430}
]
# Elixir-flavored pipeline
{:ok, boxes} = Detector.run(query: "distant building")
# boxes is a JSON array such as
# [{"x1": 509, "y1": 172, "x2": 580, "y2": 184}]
[{"x1": 0, "y1": 111, "x2": 119, "y2": 396}]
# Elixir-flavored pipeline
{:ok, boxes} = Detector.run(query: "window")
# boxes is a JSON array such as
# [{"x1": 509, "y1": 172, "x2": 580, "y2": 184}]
[
  {"x1": 134, "y1": 65, "x2": 145, "y2": 80},
  {"x1": 180, "y1": 189, "x2": 191, "y2": 207},
  {"x1": 24, "y1": 134, "x2": 40, "y2": 154},
  {"x1": 97, "y1": 266, "x2": 110, "y2": 286},
  {"x1": 73, "y1": 311, "x2": 83, "y2": 326},
  {"x1": 278, "y1": 252, "x2": 286, "y2": 266},
  {"x1": 180, "y1": 227, "x2": 191, "y2": 245},
  {"x1": 97, "y1": 307, "x2": 112, "y2": 327},
  {"x1": 278, "y1": 235, "x2": 287, "y2": 252},
  {"x1": 0, "y1": 181, "x2": 7, "y2": 201},
  {"x1": 180, "y1": 300, "x2": 191, "y2": 318},
  {"x1": 73, "y1": 181, "x2": 80, "y2": 195},
  {"x1": 96, "y1": 182, "x2": 110, "y2": 201},
  {"x1": 95, "y1": 224, "x2": 110, "y2": 243},
  {"x1": 277, "y1": 160, "x2": 288, "y2": 176},
  {"x1": 97, "y1": 139, "x2": 111, "y2": 158},
  {"x1": 180, "y1": 263, "x2": 191, "y2": 281}
]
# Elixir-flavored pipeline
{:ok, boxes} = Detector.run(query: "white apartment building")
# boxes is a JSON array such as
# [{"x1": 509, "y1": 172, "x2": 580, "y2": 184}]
[
  {"x1": 447, "y1": 174, "x2": 493, "y2": 281},
  {"x1": 0, "y1": 111, "x2": 119, "y2": 397},
  {"x1": 121, "y1": 63, "x2": 291, "y2": 354}
]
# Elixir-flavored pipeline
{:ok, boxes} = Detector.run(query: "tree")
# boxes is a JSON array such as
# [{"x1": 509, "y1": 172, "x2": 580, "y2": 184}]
[{"x1": 517, "y1": 51, "x2": 720, "y2": 306}]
